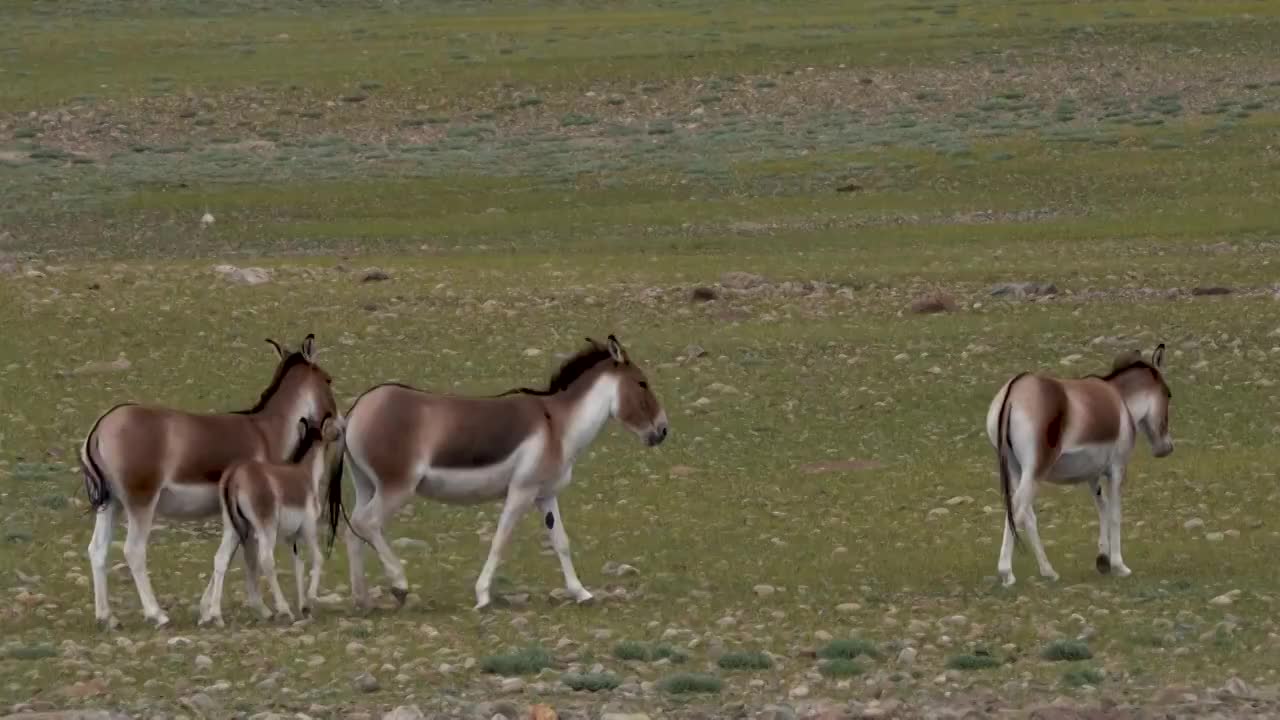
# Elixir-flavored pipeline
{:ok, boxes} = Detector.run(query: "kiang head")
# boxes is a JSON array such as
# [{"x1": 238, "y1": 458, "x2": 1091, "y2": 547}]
[
  {"x1": 261, "y1": 333, "x2": 337, "y2": 424},
  {"x1": 595, "y1": 334, "x2": 669, "y2": 448},
  {"x1": 1109, "y1": 343, "x2": 1173, "y2": 458}
]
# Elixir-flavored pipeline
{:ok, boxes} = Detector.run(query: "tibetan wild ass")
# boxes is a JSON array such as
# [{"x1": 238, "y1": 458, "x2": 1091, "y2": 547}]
[
  {"x1": 986, "y1": 344, "x2": 1173, "y2": 586},
  {"x1": 342, "y1": 334, "x2": 669, "y2": 610},
  {"x1": 80, "y1": 334, "x2": 337, "y2": 628},
  {"x1": 200, "y1": 414, "x2": 346, "y2": 625}
]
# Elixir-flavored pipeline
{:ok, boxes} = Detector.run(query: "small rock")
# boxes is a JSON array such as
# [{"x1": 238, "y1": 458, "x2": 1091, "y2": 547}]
[
  {"x1": 195, "y1": 654, "x2": 213, "y2": 670},
  {"x1": 990, "y1": 281, "x2": 1058, "y2": 298},
  {"x1": 717, "y1": 615, "x2": 738, "y2": 627},
  {"x1": 684, "y1": 344, "x2": 708, "y2": 359},
  {"x1": 200, "y1": 212, "x2": 215, "y2": 227},
  {"x1": 754, "y1": 584, "x2": 776, "y2": 597},
  {"x1": 391, "y1": 537, "x2": 429, "y2": 550},
  {"x1": 382, "y1": 706, "x2": 426, "y2": 720},
  {"x1": 836, "y1": 602, "x2": 860, "y2": 614},
  {"x1": 789, "y1": 684, "x2": 810, "y2": 699},
  {"x1": 167, "y1": 636, "x2": 193, "y2": 648},
  {"x1": 758, "y1": 705, "x2": 798, "y2": 720},
  {"x1": 182, "y1": 692, "x2": 219, "y2": 716},
  {"x1": 217, "y1": 266, "x2": 271, "y2": 285},
  {"x1": 943, "y1": 614, "x2": 968, "y2": 627},
  {"x1": 362, "y1": 270, "x2": 392, "y2": 282},
  {"x1": 1205, "y1": 532, "x2": 1225, "y2": 542},
  {"x1": 500, "y1": 677, "x2": 526, "y2": 694},
  {"x1": 928, "y1": 507, "x2": 950, "y2": 518},
  {"x1": 1059, "y1": 354, "x2": 1083, "y2": 365},
  {"x1": 909, "y1": 293, "x2": 954, "y2": 314},
  {"x1": 668, "y1": 465, "x2": 696, "y2": 478},
  {"x1": 1210, "y1": 590, "x2": 1242, "y2": 606},
  {"x1": 602, "y1": 561, "x2": 639, "y2": 577},
  {"x1": 1221, "y1": 676, "x2": 1253, "y2": 698},
  {"x1": 524, "y1": 348, "x2": 542, "y2": 357},
  {"x1": 354, "y1": 672, "x2": 380, "y2": 693},
  {"x1": 944, "y1": 496, "x2": 973, "y2": 506},
  {"x1": 897, "y1": 646, "x2": 918, "y2": 666},
  {"x1": 1184, "y1": 518, "x2": 1205, "y2": 530},
  {"x1": 530, "y1": 705, "x2": 559, "y2": 720}
]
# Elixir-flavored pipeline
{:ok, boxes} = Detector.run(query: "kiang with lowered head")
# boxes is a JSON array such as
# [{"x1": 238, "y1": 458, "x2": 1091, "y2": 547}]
[
  {"x1": 341, "y1": 334, "x2": 669, "y2": 610},
  {"x1": 78, "y1": 334, "x2": 337, "y2": 628},
  {"x1": 199, "y1": 414, "x2": 347, "y2": 626},
  {"x1": 986, "y1": 344, "x2": 1173, "y2": 587}
]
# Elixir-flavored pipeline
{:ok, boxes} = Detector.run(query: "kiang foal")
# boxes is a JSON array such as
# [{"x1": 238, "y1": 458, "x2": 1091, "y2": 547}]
[
  {"x1": 986, "y1": 344, "x2": 1174, "y2": 587},
  {"x1": 79, "y1": 334, "x2": 337, "y2": 628},
  {"x1": 342, "y1": 334, "x2": 669, "y2": 610},
  {"x1": 200, "y1": 415, "x2": 346, "y2": 626}
]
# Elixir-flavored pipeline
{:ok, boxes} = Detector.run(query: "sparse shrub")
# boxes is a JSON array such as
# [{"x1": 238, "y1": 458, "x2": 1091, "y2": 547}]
[
  {"x1": 480, "y1": 646, "x2": 553, "y2": 676},
  {"x1": 518, "y1": 97, "x2": 543, "y2": 108},
  {"x1": 717, "y1": 651, "x2": 772, "y2": 671},
  {"x1": 6, "y1": 644, "x2": 56, "y2": 660},
  {"x1": 613, "y1": 641, "x2": 649, "y2": 661},
  {"x1": 1042, "y1": 639, "x2": 1092, "y2": 662},
  {"x1": 560, "y1": 113, "x2": 598, "y2": 127},
  {"x1": 818, "y1": 638, "x2": 879, "y2": 660},
  {"x1": 1063, "y1": 667, "x2": 1105, "y2": 687},
  {"x1": 819, "y1": 658, "x2": 864, "y2": 677},
  {"x1": 562, "y1": 672, "x2": 620, "y2": 692},
  {"x1": 658, "y1": 672, "x2": 722, "y2": 694},
  {"x1": 946, "y1": 653, "x2": 1001, "y2": 670},
  {"x1": 613, "y1": 641, "x2": 687, "y2": 663}
]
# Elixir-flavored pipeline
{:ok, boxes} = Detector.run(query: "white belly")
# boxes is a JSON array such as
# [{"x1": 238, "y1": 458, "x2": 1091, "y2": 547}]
[
  {"x1": 415, "y1": 434, "x2": 545, "y2": 505},
  {"x1": 156, "y1": 483, "x2": 221, "y2": 518},
  {"x1": 1046, "y1": 445, "x2": 1112, "y2": 484}
]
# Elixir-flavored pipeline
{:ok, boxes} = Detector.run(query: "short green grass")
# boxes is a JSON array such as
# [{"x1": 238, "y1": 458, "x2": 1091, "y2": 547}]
[{"x1": 2, "y1": 0, "x2": 1280, "y2": 717}]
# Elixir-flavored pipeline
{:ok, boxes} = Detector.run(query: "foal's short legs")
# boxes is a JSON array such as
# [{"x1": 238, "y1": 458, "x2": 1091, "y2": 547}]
[
  {"x1": 200, "y1": 522, "x2": 241, "y2": 626},
  {"x1": 87, "y1": 501, "x2": 120, "y2": 629},
  {"x1": 256, "y1": 527, "x2": 293, "y2": 620},
  {"x1": 536, "y1": 495, "x2": 592, "y2": 604},
  {"x1": 240, "y1": 536, "x2": 272, "y2": 619},
  {"x1": 474, "y1": 487, "x2": 536, "y2": 610}
]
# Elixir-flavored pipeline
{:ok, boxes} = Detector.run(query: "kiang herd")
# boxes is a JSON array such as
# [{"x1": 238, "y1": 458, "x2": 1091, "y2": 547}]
[{"x1": 76, "y1": 332, "x2": 1173, "y2": 629}]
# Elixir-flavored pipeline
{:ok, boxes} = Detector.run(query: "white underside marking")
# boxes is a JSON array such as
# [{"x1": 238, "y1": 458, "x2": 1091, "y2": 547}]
[
  {"x1": 276, "y1": 506, "x2": 309, "y2": 540},
  {"x1": 156, "y1": 483, "x2": 221, "y2": 518},
  {"x1": 1044, "y1": 444, "x2": 1116, "y2": 484},
  {"x1": 416, "y1": 431, "x2": 547, "y2": 505}
]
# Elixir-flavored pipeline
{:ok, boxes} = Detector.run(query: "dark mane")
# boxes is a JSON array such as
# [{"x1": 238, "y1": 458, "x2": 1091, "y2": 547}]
[
  {"x1": 234, "y1": 352, "x2": 311, "y2": 414},
  {"x1": 289, "y1": 420, "x2": 324, "y2": 463},
  {"x1": 497, "y1": 340, "x2": 614, "y2": 397},
  {"x1": 1088, "y1": 359, "x2": 1171, "y2": 397}
]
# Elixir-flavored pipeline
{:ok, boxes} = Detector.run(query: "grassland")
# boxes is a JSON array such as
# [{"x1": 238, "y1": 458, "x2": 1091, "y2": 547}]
[{"x1": 3, "y1": 1, "x2": 1280, "y2": 718}]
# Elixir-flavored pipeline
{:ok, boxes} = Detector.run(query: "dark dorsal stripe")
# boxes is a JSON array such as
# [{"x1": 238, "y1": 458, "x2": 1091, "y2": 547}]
[
  {"x1": 234, "y1": 352, "x2": 311, "y2": 415},
  {"x1": 498, "y1": 340, "x2": 614, "y2": 397},
  {"x1": 1088, "y1": 359, "x2": 1172, "y2": 398}
]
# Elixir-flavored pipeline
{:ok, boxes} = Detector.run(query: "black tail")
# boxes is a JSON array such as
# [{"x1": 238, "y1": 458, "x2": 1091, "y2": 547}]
[
  {"x1": 222, "y1": 477, "x2": 252, "y2": 546},
  {"x1": 323, "y1": 450, "x2": 346, "y2": 555},
  {"x1": 80, "y1": 421, "x2": 112, "y2": 514},
  {"x1": 997, "y1": 372, "x2": 1029, "y2": 550}
]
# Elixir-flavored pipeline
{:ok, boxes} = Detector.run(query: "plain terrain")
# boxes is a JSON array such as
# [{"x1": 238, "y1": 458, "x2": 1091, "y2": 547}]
[{"x1": 3, "y1": 1, "x2": 1280, "y2": 718}]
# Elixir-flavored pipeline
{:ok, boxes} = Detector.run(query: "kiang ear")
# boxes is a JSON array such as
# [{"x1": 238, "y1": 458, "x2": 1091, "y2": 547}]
[
  {"x1": 300, "y1": 333, "x2": 316, "y2": 361},
  {"x1": 1152, "y1": 343, "x2": 1166, "y2": 370},
  {"x1": 606, "y1": 334, "x2": 626, "y2": 364},
  {"x1": 265, "y1": 338, "x2": 287, "y2": 360}
]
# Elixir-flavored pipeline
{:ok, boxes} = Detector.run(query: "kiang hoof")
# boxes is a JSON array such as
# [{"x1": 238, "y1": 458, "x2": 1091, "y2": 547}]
[
  {"x1": 390, "y1": 587, "x2": 409, "y2": 608},
  {"x1": 98, "y1": 616, "x2": 122, "y2": 632},
  {"x1": 1096, "y1": 553, "x2": 1112, "y2": 575},
  {"x1": 301, "y1": 606, "x2": 313, "y2": 618},
  {"x1": 197, "y1": 615, "x2": 224, "y2": 628},
  {"x1": 574, "y1": 593, "x2": 596, "y2": 606},
  {"x1": 147, "y1": 613, "x2": 171, "y2": 629}
]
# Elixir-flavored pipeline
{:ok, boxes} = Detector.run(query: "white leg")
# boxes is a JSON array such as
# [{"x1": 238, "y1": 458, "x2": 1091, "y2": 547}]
[
  {"x1": 1106, "y1": 464, "x2": 1131, "y2": 577},
  {"x1": 345, "y1": 459, "x2": 376, "y2": 608},
  {"x1": 257, "y1": 528, "x2": 292, "y2": 620},
  {"x1": 123, "y1": 503, "x2": 169, "y2": 627},
  {"x1": 997, "y1": 455, "x2": 1018, "y2": 587},
  {"x1": 304, "y1": 522, "x2": 323, "y2": 614},
  {"x1": 292, "y1": 539, "x2": 306, "y2": 616},
  {"x1": 349, "y1": 487, "x2": 411, "y2": 606},
  {"x1": 200, "y1": 524, "x2": 240, "y2": 626},
  {"x1": 1088, "y1": 477, "x2": 1111, "y2": 573},
  {"x1": 536, "y1": 496, "x2": 592, "y2": 603},
  {"x1": 240, "y1": 535, "x2": 271, "y2": 620},
  {"x1": 87, "y1": 501, "x2": 120, "y2": 629},
  {"x1": 1012, "y1": 470, "x2": 1058, "y2": 581},
  {"x1": 474, "y1": 489, "x2": 535, "y2": 610}
]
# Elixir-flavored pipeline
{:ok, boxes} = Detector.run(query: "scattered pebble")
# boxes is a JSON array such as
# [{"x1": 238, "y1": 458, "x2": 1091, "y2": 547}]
[{"x1": 354, "y1": 672, "x2": 380, "y2": 693}]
